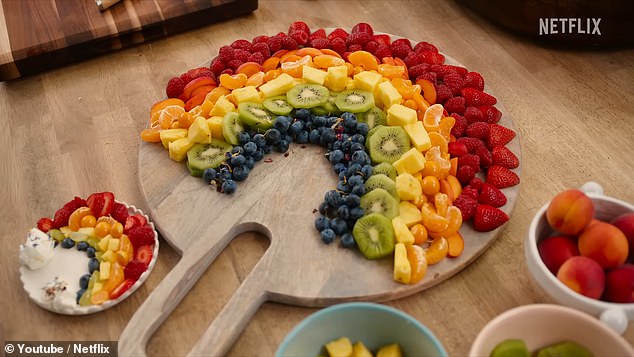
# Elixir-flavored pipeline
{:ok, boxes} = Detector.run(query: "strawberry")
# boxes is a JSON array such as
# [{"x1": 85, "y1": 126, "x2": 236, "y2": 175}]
[
  {"x1": 180, "y1": 67, "x2": 214, "y2": 84},
  {"x1": 478, "y1": 106, "x2": 502, "y2": 123},
  {"x1": 403, "y1": 52, "x2": 424, "y2": 68},
  {"x1": 448, "y1": 141, "x2": 468, "y2": 157},
  {"x1": 347, "y1": 32, "x2": 371, "y2": 45},
  {"x1": 133, "y1": 213, "x2": 148, "y2": 227},
  {"x1": 101, "y1": 192, "x2": 115, "y2": 217},
  {"x1": 414, "y1": 41, "x2": 438, "y2": 53},
  {"x1": 450, "y1": 113, "x2": 468, "y2": 137},
  {"x1": 465, "y1": 121, "x2": 489, "y2": 140},
  {"x1": 111, "y1": 202, "x2": 129, "y2": 224},
  {"x1": 86, "y1": 193, "x2": 104, "y2": 218},
  {"x1": 454, "y1": 194, "x2": 478, "y2": 221},
  {"x1": 457, "y1": 137, "x2": 486, "y2": 154},
  {"x1": 352, "y1": 22, "x2": 373, "y2": 36},
  {"x1": 476, "y1": 146, "x2": 492, "y2": 169},
  {"x1": 109, "y1": 279, "x2": 135, "y2": 300},
  {"x1": 435, "y1": 84, "x2": 453, "y2": 103},
  {"x1": 373, "y1": 44, "x2": 392, "y2": 59},
  {"x1": 473, "y1": 204, "x2": 509, "y2": 232},
  {"x1": 53, "y1": 196, "x2": 87, "y2": 228},
  {"x1": 408, "y1": 64, "x2": 429, "y2": 79},
  {"x1": 371, "y1": 34, "x2": 391, "y2": 46},
  {"x1": 492, "y1": 145, "x2": 520, "y2": 169},
  {"x1": 124, "y1": 216, "x2": 139, "y2": 233},
  {"x1": 128, "y1": 225, "x2": 155, "y2": 250},
  {"x1": 420, "y1": 51, "x2": 445, "y2": 65},
  {"x1": 37, "y1": 217, "x2": 54, "y2": 233},
  {"x1": 487, "y1": 165, "x2": 520, "y2": 188},
  {"x1": 443, "y1": 72, "x2": 464, "y2": 95},
  {"x1": 456, "y1": 164, "x2": 476, "y2": 185},
  {"x1": 124, "y1": 260, "x2": 147, "y2": 281},
  {"x1": 461, "y1": 87, "x2": 497, "y2": 106},
  {"x1": 464, "y1": 106, "x2": 484, "y2": 123},
  {"x1": 478, "y1": 183, "x2": 507, "y2": 207},
  {"x1": 443, "y1": 96, "x2": 466, "y2": 115},
  {"x1": 488, "y1": 123, "x2": 516, "y2": 148},
  {"x1": 444, "y1": 65, "x2": 468, "y2": 77},
  {"x1": 135, "y1": 245, "x2": 154, "y2": 266},
  {"x1": 463, "y1": 71, "x2": 485, "y2": 91},
  {"x1": 288, "y1": 21, "x2": 310, "y2": 34},
  {"x1": 165, "y1": 77, "x2": 185, "y2": 98}
]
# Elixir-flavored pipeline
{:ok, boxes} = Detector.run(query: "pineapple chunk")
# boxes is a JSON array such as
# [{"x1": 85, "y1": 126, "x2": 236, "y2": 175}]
[
  {"x1": 97, "y1": 235, "x2": 111, "y2": 251},
  {"x1": 395, "y1": 172, "x2": 422, "y2": 201},
  {"x1": 59, "y1": 226, "x2": 72, "y2": 237},
  {"x1": 187, "y1": 116, "x2": 212, "y2": 144},
  {"x1": 160, "y1": 128, "x2": 188, "y2": 149},
  {"x1": 377, "y1": 344, "x2": 403, "y2": 357},
  {"x1": 302, "y1": 66, "x2": 327, "y2": 85},
  {"x1": 399, "y1": 201, "x2": 423, "y2": 227},
  {"x1": 354, "y1": 70, "x2": 383, "y2": 93},
  {"x1": 206, "y1": 116, "x2": 224, "y2": 139},
  {"x1": 392, "y1": 217, "x2": 415, "y2": 244},
  {"x1": 387, "y1": 104, "x2": 417, "y2": 126},
  {"x1": 209, "y1": 95, "x2": 236, "y2": 117},
  {"x1": 107, "y1": 238, "x2": 120, "y2": 251},
  {"x1": 393, "y1": 148, "x2": 426, "y2": 175},
  {"x1": 92, "y1": 282, "x2": 103, "y2": 295},
  {"x1": 393, "y1": 242, "x2": 411, "y2": 283},
  {"x1": 115, "y1": 250, "x2": 131, "y2": 265},
  {"x1": 168, "y1": 137, "x2": 195, "y2": 162},
  {"x1": 258, "y1": 73, "x2": 295, "y2": 97},
  {"x1": 101, "y1": 250, "x2": 116, "y2": 263},
  {"x1": 345, "y1": 77, "x2": 356, "y2": 90},
  {"x1": 99, "y1": 261, "x2": 111, "y2": 280},
  {"x1": 324, "y1": 65, "x2": 348, "y2": 92},
  {"x1": 232, "y1": 86, "x2": 261, "y2": 104},
  {"x1": 325, "y1": 337, "x2": 353, "y2": 357},
  {"x1": 352, "y1": 341, "x2": 373, "y2": 357},
  {"x1": 77, "y1": 227, "x2": 95, "y2": 238},
  {"x1": 377, "y1": 81, "x2": 403, "y2": 109},
  {"x1": 403, "y1": 121, "x2": 431, "y2": 152}
]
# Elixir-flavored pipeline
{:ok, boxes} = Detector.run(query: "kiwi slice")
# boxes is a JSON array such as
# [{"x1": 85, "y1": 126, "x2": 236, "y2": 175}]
[
  {"x1": 334, "y1": 89, "x2": 375, "y2": 113},
  {"x1": 238, "y1": 102, "x2": 274, "y2": 131},
  {"x1": 365, "y1": 174, "x2": 397, "y2": 197},
  {"x1": 311, "y1": 100, "x2": 340, "y2": 116},
  {"x1": 222, "y1": 111, "x2": 244, "y2": 145},
  {"x1": 367, "y1": 126, "x2": 411, "y2": 164},
  {"x1": 365, "y1": 124, "x2": 385, "y2": 151},
  {"x1": 372, "y1": 163, "x2": 397, "y2": 181},
  {"x1": 360, "y1": 188, "x2": 399, "y2": 219},
  {"x1": 535, "y1": 341, "x2": 592, "y2": 357},
  {"x1": 263, "y1": 96, "x2": 293, "y2": 116},
  {"x1": 286, "y1": 83, "x2": 329, "y2": 108},
  {"x1": 352, "y1": 213, "x2": 395, "y2": 259},
  {"x1": 358, "y1": 106, "x2": 387, "y2": 128},
  {"x1": 186, "y1": 140, "x2": 232, "y2": 177}
]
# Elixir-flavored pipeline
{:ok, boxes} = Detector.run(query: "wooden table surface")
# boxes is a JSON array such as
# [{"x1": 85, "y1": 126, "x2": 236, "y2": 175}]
[{"x1": 2, "y1": 1, "x2": 633, "y2": 356}]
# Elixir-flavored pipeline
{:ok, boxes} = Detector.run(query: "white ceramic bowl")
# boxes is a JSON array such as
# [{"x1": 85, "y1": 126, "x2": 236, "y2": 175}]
[
  {"x1": 469, "y1": 304, "x2": 634, "y2": 356},
  {"x1": 276, "y1": 302, "x2": 447, "y2": 357},
  {"x1": 525, "y1": 182, "x2": 634, "y2": 333}
]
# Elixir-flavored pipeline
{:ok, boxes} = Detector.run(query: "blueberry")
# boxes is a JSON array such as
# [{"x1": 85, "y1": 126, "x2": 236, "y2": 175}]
[
  {"x1": 351, "y1": 184, "x2": 366, "y2": 196},
  {"x1": 61, "y1": 238, "x2": 75, "y2": 249},
  {"x1": 245, "y1": 156, "x2": 255, "y2": 170},
  {"x1": 218, "y1": 167, "x2": 232, "y2": 181},
  {"x1": 313, "y1": 115, "x2": 327, "y2": 127},
  {"x1": 318, "y1": 201, "x2": 329, "y2": 215},
  {"x1": 289, "y1": 120, "x2": 304, "y2": 135},
  {"x1": 351, "y1": 151, "x2": 370, "y2": 166},
  {"x1": 295, "y1": 130, "x2": 309, "y2": 144},
  {"x1": 274, "y1": 140, "x2": 290, "y2": 153},
  {"x1": 86, "y1": 247, "x2": 96, "y2": 258},
  {"x1": 263, "y1": 145, "x2": 273, "y2": 154},
  {"x1": 350, "y1": 142, "x2": 365, "y2": 153},
  {"x1": 347, "y1": 163, "x2": 362, "y2": 176},
  {"x1": 329, "y1": 149, "x2": 345, "y2": 165},
  {"x1": 232, "y1": 166, "x2": 250, "y2": 181},
  {"x1": 282, "y1": 133, "x2": 292, "y2": 144},
  {"x1": 252, "y1": 149, "x2": 264, "y2": 161},
  {"x1": 330, "y1": 218, "x2": 348, "y2": 235},
  {"x1": 338, "y1": 170, "x2": 347, "y2": 182},
  {"x1": 295, "y1": 108, "x2": 311, "y2": 120},
  {"x1": 350, "y1": 206, "x2": 365, "y2": 220},
  {"x1": 324, "y1": 190, "x2": 342, "y2": 208},
  {"x1": 202, "y1": 168, "x2": 217, "y2": 183},
  {"x1": 231, "y1": 146, "x2": 244, "y2": 155},
  {"x1": 346, "y1": 194, "x2": 361, "y2": 207},
  {"x1": 337, "y1": 205, "x2": 350, "y2": 220},
  {"x1": 266, "y1": 128, "x2": 282, "y2": 144},
  {"x1": 320, "y1": 228, "x2": 336, "y2": 244},
  {"x1": 336, "y1": 181, "x2": 350, "y2": 193},
  {"x1": 222, "y1": 179, "x2": 237, "y2": 194},
  {"x1": 347, "y1": 175, "x2": 364, "y2": 188},
  {"x1": 356, "y1": 122, "x2": 369, "y2": 136},
  {"x1": 361, "y1": 164, "x2": 373, "y2": 177},
  {"x1": 314, "y1": 216, "x2": 330, "y2": 232},
  {"x1": 274, "y1": 116, "x2": 291, "y2": 133},
  {"x1": 253, "y1": 134, "x2": 267, "y2": 148},
  {"x1": 76, "y1": 289, "x2": 86, "y2": 304},
  {"x1": 340, "y1": 233, "x2": 356, "y2": 248},
  {"x1": 342, "y1": 112, "x2": 357, "y2": 126},
  {"x1": 238, "y1": 132, "x2": 251, "y2": 145},
  {"x1": 88, "y1": 258, "x2": 100, "y2": 273},
  {"x1": 309, "y1": 129, "x2": 321, "y2": 144},
  {"x1": 76, "y1": 241, "x2": 89, "y2": 251},
  {"x1": 341, "y1": 140, "x2": 352, "y2": 153},
  {"x1": 230, "y1": 154, "x2": 246, "y2": 167},
  {"x1": 243, "y1": 141, "x2": 257, "y2": 156},
  {"x1": 331, "y1": 140, "x2": 342, "y2": 151},
  {"x1": 79, "y1": 274, "x2": 91, "y2": 289},
  {"x1": 351, "y1": 134, "x2": 365, "y2": 144},
  {"x1": 319, "y1": 128, "x2": 336, "y2": 147},
  {"x1": 333, "y1": 163, "x2": 347, "y2": 174}
]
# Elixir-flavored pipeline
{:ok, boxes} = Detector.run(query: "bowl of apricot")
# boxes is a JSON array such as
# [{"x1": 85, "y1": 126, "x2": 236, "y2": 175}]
[{"x1": 525, "y1": 181, "x2": 634, "y2": 334}]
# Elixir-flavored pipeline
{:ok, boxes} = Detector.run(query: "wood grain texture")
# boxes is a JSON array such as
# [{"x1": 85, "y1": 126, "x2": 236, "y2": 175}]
[
  {"x1": 1, "y1": 1, "x2": 633, "y2": 356},
  {"x1": 0, "y1": 0, "x2": 258, "y2": 80}
]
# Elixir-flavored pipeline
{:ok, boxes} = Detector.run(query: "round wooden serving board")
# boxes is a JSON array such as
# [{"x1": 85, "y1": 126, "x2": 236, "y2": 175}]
[{"x1": 119, "y1": 53, "x2": 521, "y2": 356}]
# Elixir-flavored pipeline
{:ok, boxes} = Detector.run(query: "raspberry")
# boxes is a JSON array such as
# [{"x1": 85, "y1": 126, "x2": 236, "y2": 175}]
[
  {"x1": 464, "y1": 106, "x2": 484, "y2": 123},
  {"x1": 372, "y1": 34, "x2": 391, "y2": 46},
  {"x1": 476, "y1": 146, "x2": 493, "y2": 169},
  {"x1": 435, "y1": 84, "x2": 453, "y2": 103},
  {"x1": 420, "y1": 51, "x2": 445, "y2": 65},
  {"x1": 363, "y1": 40, "x2": 380, "y2": 54},
  {"x1": 458, "y1": 154, "x2": 481, "y2": 172},
  {"x1": 414, "y1": 41, "x2": 438, "y2": 53},
  {"x1": 209, "y1": 57, "x2": 225, "y2": 76},
  {"x1": 448, "y1": 141, "x2": 468, "y2": 157},
  {"x1": 230, "y1": 39, "x2": 252, "y2": 52},
  {"x1": 328, "y1": 28, "x2": 349, "y2": 41},
  {"x1": 416, "y1": 71, "x2": 437, "y2": 85},
  {"x1": 462, "y1": 186, "x2": 480, "y2": 200},
  {"x1": 329, "y1": 37, "x2": 347, "y2": 55},
  {"x1": 309, "y1": 28, "x2": 326, "y2": 40},
  {"x1": 281, "y1": 36, "x2": 298, "y2": 50},
  {"x1": 403, "y1": 52, "x2": 424, "y2": 68},
  {"x1": 111, "y1": 202, "x2": 129, "y2": 224},
  {"x1": 469, "y1": 177, "x2": 485, "y2": 190},
  {"x1": 352, "y1": 22, "x2": 374, "y2": 36},
  {"x1": 454, "y1": 194, "x2": 478, "y2": 220},
  {"x1": 267, "y1": 36, "x2": 283, "y2": 53},
  {"x1": 478, "y1": 106, "x2": 502, "y2": 124},
  {"x1": 180, "y1": 67, "x2": 213, "y2": 84},
  {"x1": 373, "y1": 44, "x2": 392, "y2": 59},
  {"x1": 53, "y1": 196, "x2": 87, "y2": 228},
  {"x1": 457, "y1": 137, "x2": 486, "y2": 154},
  {"x1": 233, "y1": 49, "x2": 250, "y2": 63},
  {"x1": 347, "y1": 43, "x2": 363, "y2": 53},
  {"x1": 464, "y1": 71, "x2": 485, "y2": 91},
  {"x1": 347, "y1": 32, "x2": 371, "y2": 45},
  {"x1": 165, "y1": 77, "x2": 185, "y2": 98},
  {"x1": 247, "y1": 52, "x2": 265, "y2": 65},
  {"x1": 392, "y1": 38, "x2": 412, "y2": 49},
  {"x1": 407, "y1": 63, "x2": 429, "y2": 79},
  {"x1": 390, "y1": 42, "x2": 411, "y2": 59},
  {"x1": 443, "y1": 96, "x2": 466, "y2": 114},
  {"x1": 443, "y1": 72, "x2": 464, "y2": 95},
  {"x1": 289, "y1": 30, "x2": 309, "y2": 46},
  {"x1": 252, "y1": 42, "x2": 270, "y2": 58},
  {"x1": 450, "y1": 113, "x2": 468, "y2": 137},
  {"x1": 456, "y1": 164, "x2": 476, "y2": 185},
  {"x1": 128, "y1": 225, "x2": 155, "y2": 250},
  {"x1": 465, "y1": 121, "x2": 490, "y2": 140},
  {"x1": 289, "y1": 21, "x2": 310, "y2": 34},
  {"x1": 310, "y1": 37, "x2": 329, "y2": 49},
  {"x1": 124, "y1": 260, "x2": 147, "y2": 281},
  {"x1": 218, "y1": 45, "x2": 235, "y2": 62},
  {"x1": 220, "y1": 68, "x2": 234, "y2": 75},
  {"x1": 227, "y1": 59, "x2": 243, "y2": 70},
  {"x1": 251, "y1": 35, "x2": 269, "y2": 44}
]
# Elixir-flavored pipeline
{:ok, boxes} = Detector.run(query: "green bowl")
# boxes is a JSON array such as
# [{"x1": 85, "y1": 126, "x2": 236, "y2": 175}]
[{"x1": 276, "y1": 302, "x2": 448, "y2": 357}]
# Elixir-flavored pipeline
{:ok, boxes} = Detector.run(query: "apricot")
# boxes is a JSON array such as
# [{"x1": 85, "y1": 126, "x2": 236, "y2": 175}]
[
  {"x1": 546, "y1": 189, "x2": 595, "y2": 235},
  {"x1": 612, "y1": 213, "x2": 634, "y2": 261},
  {"x1": 604, "y1": 264, "x2": 634, "y2": 303},
  {"x1": 537, "y1": 235, "x2": 579, "y2": 274},
  {"x1": 578, "y1": 221, "x2": 628, "y2": 269},
  {"x1": 557, "y1": 256, "x2": 605, "y2": 300}
]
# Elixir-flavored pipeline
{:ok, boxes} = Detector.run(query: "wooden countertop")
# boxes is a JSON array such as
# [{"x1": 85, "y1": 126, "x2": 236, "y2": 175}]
[{"x1": 2, "y1": 1, "x2": 633, "y2": 356}]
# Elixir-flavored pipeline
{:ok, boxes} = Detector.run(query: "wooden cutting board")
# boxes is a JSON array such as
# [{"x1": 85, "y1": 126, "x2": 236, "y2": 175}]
[
  {"x1": 119, "y1": 56, "x2": 521, "y2": 356},
  {"x1": 0, "y1": 0, "x2": 258, "y2": 81}
]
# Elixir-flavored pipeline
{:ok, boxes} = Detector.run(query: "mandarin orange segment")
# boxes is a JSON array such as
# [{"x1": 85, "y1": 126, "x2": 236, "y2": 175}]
[
  {"x1": 429, "y1": 131, "x2": 448, "y2": 155},
  {"x1": 425, "y1": 237, "x2": 449, "y2": 265},
  {"x1": 347, "y1": 50, "x2": 379, "y2": 71},
  {"x1": 150, "y1": 98, "x2": 184, "y2": 120},
  {"x1": 421, "y1": 161, "x2": 440, "y2": 178},
  {"x1": 245, "y1": 71, "x2": 265, "y2": 87},
  {"x1": 403, "y1": 98, "x2": 417, "y2": 111},
  {"x1": 439, "y1": 179, "x2": 455, "y2": 202},
  {"x1": 182, "y1": 77, "x2": 217, "y2": 100},
  {"x1": 446, "y1": 175, "x2": 462, "y2": 198},
  {"x1": 296, "y1": 47, "x2": 323, "y2": 57},
  {"x1": 90, "y1": 290, "x2": 109, "y2": 305},
  {"x1": 446, "y1": 232, "x2": 465, "y2": 257},
  {"x1": 412, "y1": 194, "x2": 428, "y2": 209},
  {"x1": 185, "y1": 92, "x2": 207, "y2": 112},
  {"x1": 140, "y1": 127, "x2": 162, "y2": 142},
  {"x1": 178, "y1": 111, "x2": 196, "y2": 129},
  {"x1": 68, "y1": 207, "x2": 92, "y2": 231},
  {"x1": 262, "y1": 57, "x2": 281, "y2": 71},
  {"x1": 236, "y1": 61, "x2": 263, "y2": 77},
  {"x1": 422, "y1": 103, "x2": 443, "y2": 132},
  {"x1": 272, "y1": 49, "x2": 289, "y2": 58},
  {"x1": 412, "y1": 92, "x2": 430, "y2": 112},
  {"x1": 439, "y1": 116, "x2": 456, "y2": 141},
  {"x1": 449, "y1": 157, "x2": 458, "y2": 176},
  {"x1": 406, "y1": 244, "x2": 428, "y2": 284},
  {"x1": 205, "y1": 86, "x2": 231, "y2": 104},
  {"x1": 219, "y1": 73, "x2": 248, "y2": 90},
  {"x1": 434, "y1": 192, "x2": 450, "y2": 219},
  {"x1": 158, "y1": 105, "x2": 186, "y2": 129},
  {"x1": 381, "y1": 57, "x2": 396, "y2": 65},
  {"x1": 416, "y1": 78, "x2": 437, "y2": 104},
  {"x1": 279, "y1": 50, "x2": 299, "y2": 62},
  {"x1": 378, "y1": 64, "x2": 406, "y2": 78},
  {"x1": 411, "y1": 223, "x2": 428, "y2": 245},
  {"x1": 394, "y1": 57, "x2": 409, "y2": 79},
  {"x1": 421, "y1": 204, "x2": 449, "y2": 233},
  {"x1": 313, "y1": 54, "x2": 346, "y2": 68},
  {"x1": 264, "y1": 69, "x2": 282, "y2": 82},
  {"x1": 190, "y1": 85, "x2": 215, "y2": 98},
  {"x1": 319, "y1": 48, "x2": 342, "y2": 58}
]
